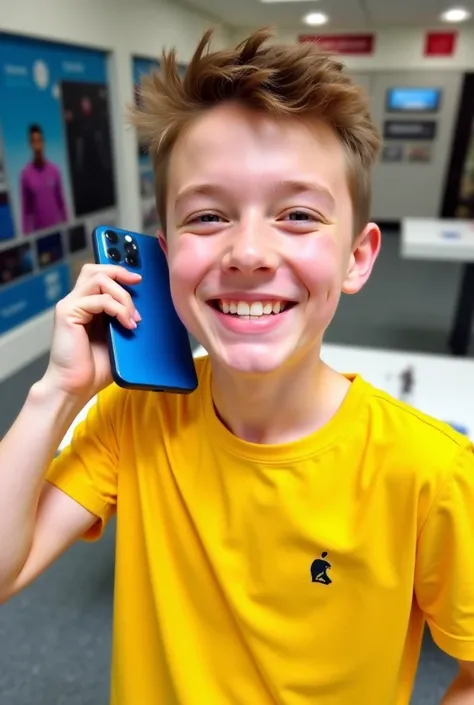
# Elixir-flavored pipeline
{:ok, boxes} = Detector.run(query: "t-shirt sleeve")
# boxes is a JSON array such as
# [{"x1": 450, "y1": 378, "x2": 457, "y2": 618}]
[
  {"x1": 45, "y1": 383, "x2": 129, "y2": 541},
  {"x1": 415, "y1": 440, "x2": 474, "y2": 661}
]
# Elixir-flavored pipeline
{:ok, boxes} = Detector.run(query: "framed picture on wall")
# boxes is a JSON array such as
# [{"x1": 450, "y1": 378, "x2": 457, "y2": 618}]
[
  {"x1": 407, "y1": 145, "x2": 433, "y2": 163},
  {"x1": 381, "y1": 144, "x2": 404, "y2": 162}
]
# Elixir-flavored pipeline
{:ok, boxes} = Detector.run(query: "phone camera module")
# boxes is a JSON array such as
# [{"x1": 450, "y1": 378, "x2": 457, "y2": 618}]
[
  {"x1": 105, "y1": 229, "x2": 119, "y2": 244},
  {"x1": 107, "y1": 247, "x2": 121, "y2": 263},
  {"x1": 125, "y1": 253, "x2": 139, "y2": 267},
  {"x1": 124, "y1": 241, "x2": 138, "y2": 254}
]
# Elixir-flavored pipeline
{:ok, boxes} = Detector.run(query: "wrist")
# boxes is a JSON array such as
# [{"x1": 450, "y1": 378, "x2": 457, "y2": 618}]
[{"x1": 28, "y1": 378, "x2": 88, "y2": 419}]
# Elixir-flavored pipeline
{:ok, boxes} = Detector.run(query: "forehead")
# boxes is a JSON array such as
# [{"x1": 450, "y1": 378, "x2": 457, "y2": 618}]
[{"x1": 167, "y1": 103, "x2": 350, "y2": 203}]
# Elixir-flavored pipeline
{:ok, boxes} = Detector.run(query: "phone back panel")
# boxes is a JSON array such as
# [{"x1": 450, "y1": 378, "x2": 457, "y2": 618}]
[{"x1": 92, "y1": 225, "x2": 198, "y2": 393}]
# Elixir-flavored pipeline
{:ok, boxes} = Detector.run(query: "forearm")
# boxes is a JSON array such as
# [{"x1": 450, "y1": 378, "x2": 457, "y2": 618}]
[
  {"x1": 441, "y1": 671, "x2": 474, "y2": 704},
  {"x1": 0, "y1": 381, "x2": 83, "y2": 590}
]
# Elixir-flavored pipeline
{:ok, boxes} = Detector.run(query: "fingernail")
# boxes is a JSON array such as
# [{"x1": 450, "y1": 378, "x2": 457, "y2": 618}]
[
  {"x1": 133, "y1": 309, "x2": 142, "y2": 322},
  {"x1": 129, "y1": 318, "x2": 137, "y2": 328}
]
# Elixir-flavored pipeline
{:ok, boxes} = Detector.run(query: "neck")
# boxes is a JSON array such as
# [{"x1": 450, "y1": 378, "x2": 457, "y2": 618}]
[
  {"x1": 33, "y1": 155, "x2": 45, "y2": 167},
  {"x1": 210, "y1": 349, "x2": 351, "y2": 445}
]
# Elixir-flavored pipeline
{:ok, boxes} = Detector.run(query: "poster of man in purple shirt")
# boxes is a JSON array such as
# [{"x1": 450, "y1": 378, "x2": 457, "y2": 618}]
[{"x1": 20, "y1": 124, "x2": 68, "y2": 235}]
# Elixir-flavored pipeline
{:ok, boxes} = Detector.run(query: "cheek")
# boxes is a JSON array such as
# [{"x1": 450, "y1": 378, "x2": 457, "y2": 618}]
[
  {"x1": 294, "y1": 236, "x2": 345, "y2": 294},
  {"x1": 166, "y1": 235, "x2": 212, "y2": 312}
]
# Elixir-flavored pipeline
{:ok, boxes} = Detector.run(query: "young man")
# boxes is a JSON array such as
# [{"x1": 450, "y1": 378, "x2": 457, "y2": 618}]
[
  {"x1": 1, "y1": 29, "x2": 473, "y2": 705},
  {"x1": 20, "y1": 124, "x2": 68, "y2": 234}
]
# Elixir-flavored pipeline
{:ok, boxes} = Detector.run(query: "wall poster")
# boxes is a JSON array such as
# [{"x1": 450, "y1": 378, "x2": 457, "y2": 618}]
[
  {"x1": 132, "y1": 57, "x2": 160, "y2": 235},
  {"x1": 0, "y1": 33, "x2": 118, "y2": 335},
  {"x1": 132, "y1": 57, "x2": 186, "y2": 235}
]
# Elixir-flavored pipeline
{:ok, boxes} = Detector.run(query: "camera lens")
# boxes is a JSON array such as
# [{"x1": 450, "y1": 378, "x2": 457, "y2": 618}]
[
  {"x1": 124, "y1": 241, "x2": 137, "y2": 254},
  {"x1": 107, "y1": 247, "x2": 121, "y2": 262},
  {"x1": 125, "y1": 253, "x2": 138, "y2": 267},
  {"x1": 105, "y1": 229, "x2": 119, "y2": 244}
]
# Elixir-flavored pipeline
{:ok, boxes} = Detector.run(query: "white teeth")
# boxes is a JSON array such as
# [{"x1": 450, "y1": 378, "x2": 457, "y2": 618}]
[
  {"x1": 217, "y1": 299, "x2": 290, "y2": 317},
  {"x1": 250, "y1": 302, "x2": 263, "y2": 316},
  {"x1": 237, "y1": 301, "x2": 250, "y2": 316}
]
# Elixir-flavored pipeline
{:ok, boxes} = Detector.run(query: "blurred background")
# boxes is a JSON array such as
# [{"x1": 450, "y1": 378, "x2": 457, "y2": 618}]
[{"x1": 1, "y1": 0, "x2": 474, "y2": 702}]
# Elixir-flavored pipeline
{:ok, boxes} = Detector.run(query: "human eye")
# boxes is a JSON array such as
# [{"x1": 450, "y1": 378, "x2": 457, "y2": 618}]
[
  {"x1": 279, "y1": 209, "x2": 323, "y2": 226},
  {"x1": 285, "y1": 210, "x2": 315, "y2": 221},
  {"x1": 187, "y1": 212, "x2": 225, "y2": 224}
]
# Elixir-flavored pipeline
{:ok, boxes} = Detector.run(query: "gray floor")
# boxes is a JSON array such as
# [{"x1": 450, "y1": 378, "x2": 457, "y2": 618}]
[{"x1": 0, "y1": 228, "x2": 469, "y2": 703}]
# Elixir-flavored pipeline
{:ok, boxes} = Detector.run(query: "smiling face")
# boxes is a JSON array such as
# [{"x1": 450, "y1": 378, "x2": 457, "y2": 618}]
[{"x1": 162, "y1": 102, "x2": 379, "y2": 375}]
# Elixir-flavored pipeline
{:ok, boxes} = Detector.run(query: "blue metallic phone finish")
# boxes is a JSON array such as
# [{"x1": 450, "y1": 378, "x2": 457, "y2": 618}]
[{"x1": 92, "y1": 225, "x2": 198, "y2": 393}]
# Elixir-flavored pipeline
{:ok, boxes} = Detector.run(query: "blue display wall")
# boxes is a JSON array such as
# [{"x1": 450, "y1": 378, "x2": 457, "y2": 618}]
[{"x1": 0, "y1": 33, "x2": 118, "y2": 335}]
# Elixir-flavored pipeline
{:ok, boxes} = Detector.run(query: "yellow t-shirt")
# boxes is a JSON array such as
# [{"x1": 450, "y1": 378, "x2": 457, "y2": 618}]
[{"x1": 46, "y1": 356, "x2": 474, "y2": 705}]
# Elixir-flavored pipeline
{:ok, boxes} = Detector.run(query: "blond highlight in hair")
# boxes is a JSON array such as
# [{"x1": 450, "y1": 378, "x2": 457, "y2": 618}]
[{"x1": 130, "y1": 28, "x2": 381, "y2": 235}]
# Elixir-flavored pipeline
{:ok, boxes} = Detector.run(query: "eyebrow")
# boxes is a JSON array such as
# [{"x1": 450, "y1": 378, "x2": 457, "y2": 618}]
[
  {"x1": 174, "y1": 184, "x2": 227, "y2": 211},
  {"x1": 277, "y1": 179, "x2": 336, "y2": 213},
  {"x1": 174, "y1": 179, "x2": 336, "y2": 213}
]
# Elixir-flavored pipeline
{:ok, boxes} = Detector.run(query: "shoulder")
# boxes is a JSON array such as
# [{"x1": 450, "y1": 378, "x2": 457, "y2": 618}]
[
  {"x1": 48, "y1": 161, "x2": 62, "y2": 177},
  {"x1": 359, "y1": 376, "x2": 472, "y2": 480}
]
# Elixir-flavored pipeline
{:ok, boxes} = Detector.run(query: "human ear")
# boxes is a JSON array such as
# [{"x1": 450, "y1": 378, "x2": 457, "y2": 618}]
[
  {"x1": 342, "y1": 222, "x2": 381, "y2": 295},
  {"x1": 157, "y1": 229, "x2": 168, "y2": 258}
]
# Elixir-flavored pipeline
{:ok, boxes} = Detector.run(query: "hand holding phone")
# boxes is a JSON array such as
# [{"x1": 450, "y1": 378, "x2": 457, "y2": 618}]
[
  {"x1": 42, "y1": 263, "x2": 142, "y2": 400},
  {"x1": 92, "y1": 225, "x2": 198, "y2": 393}
]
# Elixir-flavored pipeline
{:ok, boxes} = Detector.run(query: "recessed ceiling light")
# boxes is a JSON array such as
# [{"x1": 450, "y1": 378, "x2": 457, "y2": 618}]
[
  {"x1": 303, "y1": 11, "x2": 328, "y2": 26},
  {"x1": 440, "y1": 7, "x2": 471, "y2": 22}
]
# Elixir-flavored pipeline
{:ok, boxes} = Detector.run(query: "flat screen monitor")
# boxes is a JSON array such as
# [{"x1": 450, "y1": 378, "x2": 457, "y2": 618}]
[{"x1": 386, "y1": 87, "x2": 442, "y2": 113}]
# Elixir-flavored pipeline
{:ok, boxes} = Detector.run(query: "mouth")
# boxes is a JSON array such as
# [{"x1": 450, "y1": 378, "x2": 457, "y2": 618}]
[{"x1": 207, "y1": 298, "x2": 297, "y2": 320}]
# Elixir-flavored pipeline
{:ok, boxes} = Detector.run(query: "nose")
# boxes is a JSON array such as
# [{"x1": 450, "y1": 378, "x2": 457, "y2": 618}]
[{"x1": 221, "y1": 218, "x2": 280, "y2": 275}]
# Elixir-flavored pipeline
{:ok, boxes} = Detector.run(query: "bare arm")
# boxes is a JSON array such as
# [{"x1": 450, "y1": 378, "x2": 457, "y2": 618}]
[
  {"x1": 0, "y1": 382, "x2": 96, "y2": 603},
  {"x1": 0, "y1": 262, "x2": 141, "y2": 603},
  {"x1": 441, "y1": 662, "x2": 474, "y2": 704}
]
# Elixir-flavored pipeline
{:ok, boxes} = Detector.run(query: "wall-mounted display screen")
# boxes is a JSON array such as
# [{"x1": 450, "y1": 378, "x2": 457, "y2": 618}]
[
  {"x1": 383, "y1": 120, "x2": 437, "y2": 141},
  {"x1": 386, "y1": 87, "x2": 442, "y2": 113}
]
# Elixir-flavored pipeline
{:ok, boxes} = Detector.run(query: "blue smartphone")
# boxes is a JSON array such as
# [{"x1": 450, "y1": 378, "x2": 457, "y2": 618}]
[{"x1": 92, "y1": 225, "x2": 198, "y2": 393}]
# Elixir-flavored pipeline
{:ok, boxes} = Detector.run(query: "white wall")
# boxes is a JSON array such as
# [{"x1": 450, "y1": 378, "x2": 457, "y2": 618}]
[
  {"x1": 228, "y1": 26, "x2": 474, "y2": 221},
  {"x1": 230, "y1": 26, "x2": 474, "y2": 71},
  {"x1": 0, "y1": 0, "x2": 230, "y2": 382}
]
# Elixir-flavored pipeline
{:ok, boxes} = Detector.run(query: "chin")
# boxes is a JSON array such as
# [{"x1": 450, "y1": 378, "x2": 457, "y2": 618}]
[{"x1": 207, "y1": 340, "x2": 296, "y2": 377}]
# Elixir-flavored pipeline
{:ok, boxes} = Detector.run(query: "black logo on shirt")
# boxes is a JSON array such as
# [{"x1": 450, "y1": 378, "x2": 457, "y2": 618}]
[{"x1": 310, "y1": 552, "x2": 332, "y2": 585}]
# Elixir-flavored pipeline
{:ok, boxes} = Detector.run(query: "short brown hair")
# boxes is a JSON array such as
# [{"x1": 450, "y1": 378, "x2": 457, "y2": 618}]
[{"x1": 130, "y1": 28, "x2": 381, "y2": 235}]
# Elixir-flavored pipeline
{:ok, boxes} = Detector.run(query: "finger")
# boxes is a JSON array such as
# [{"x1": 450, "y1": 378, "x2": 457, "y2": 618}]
[
  {"x1": 75, "y1": 272, "x2": 141, "y2": 321},
  {"x1": 74, "y1": 294, "x2": 138, "y2": 329},
  {"x1": 76, "y1": 263, "x2": 141, "y2": 288},
  {"x1": 58, "y1": 294, "x2": 137, "y2": 330}
]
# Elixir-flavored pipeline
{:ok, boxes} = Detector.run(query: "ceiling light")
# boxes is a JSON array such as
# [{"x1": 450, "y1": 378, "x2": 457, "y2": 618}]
[
  {"x1": 303, "y1": 11, "x2": 328, "y2": 26},
  {"x1": 440, "y1": 7, "x2": 471, "y2": 22}
]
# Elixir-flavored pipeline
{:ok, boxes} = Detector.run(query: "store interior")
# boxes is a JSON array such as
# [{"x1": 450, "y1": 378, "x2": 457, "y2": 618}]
[{"x1": 1, "y1": 0, "x2": 474, "y2": 702}]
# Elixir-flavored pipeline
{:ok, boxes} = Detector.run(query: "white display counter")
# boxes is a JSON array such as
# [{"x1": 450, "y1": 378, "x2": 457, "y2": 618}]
[
  {"x1": 401, "y1": 217, "x2": 474, "y2": 356},
  {"x1": 401, "y1": 218, "x2": 474, "y2": 262}
]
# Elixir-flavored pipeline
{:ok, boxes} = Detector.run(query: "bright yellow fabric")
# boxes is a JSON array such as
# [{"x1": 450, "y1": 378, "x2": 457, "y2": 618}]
[{"x1": 46, "y1": 356, "x2": 474, "y2": 705}]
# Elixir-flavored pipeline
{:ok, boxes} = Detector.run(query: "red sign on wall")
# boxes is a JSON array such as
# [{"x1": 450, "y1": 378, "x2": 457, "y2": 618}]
[
  {"x1": 424, "y1": 31, "x2": 457, "y2": 56},
  {"x1": 299, "y1": 34, "x2": 375, "y2": 55}
]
